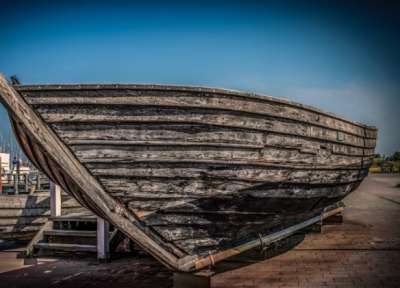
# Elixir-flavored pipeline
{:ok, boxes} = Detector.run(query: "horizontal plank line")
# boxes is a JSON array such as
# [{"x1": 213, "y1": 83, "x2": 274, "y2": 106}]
[
  {"x1": 17, "y1": 85, "x2": 376, "y2": 132},
  {"x1": 52, "y1": 122, "x2": 376, "y2": 151},
  {"x1": 109, "y1": 179, "x2": 362, "y2": 192},
  {"x1": 68, "y1": 140, "x2": 374, "y2": 158},
  {"x1": 100, "y1": 178, "x2": 365, "y2": 189},
  {"x1": 50, "y1": 120, "x2": 376, "y2": 149},
  {"x1": 85, "y1": 159, "x2": 370, "y2": 170},
  {"x1": 33, "y1": 103, "x2": 377, "y2": 139},
  {"x1": 78, "y1": 159, "x2": 372, "y2": 169},
  {"x1": 156, "y1": 210, "x2": 316, "y2": 216},
  {"x1": 68, "y1": 140, "x2": 264, "y2": 149}
]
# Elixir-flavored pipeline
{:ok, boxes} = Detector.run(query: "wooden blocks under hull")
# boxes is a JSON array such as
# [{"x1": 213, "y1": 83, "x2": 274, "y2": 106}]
[{"x1": 173, "y1": 272, "x2": 212, "y2": 288}]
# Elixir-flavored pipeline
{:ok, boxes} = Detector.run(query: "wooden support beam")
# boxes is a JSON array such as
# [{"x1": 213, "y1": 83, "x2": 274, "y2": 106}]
[
  {"x1": 50, "y1": 182, "x2": 61, "y2": 217},
  {"x1": 97, "y1": 216, "x2": 110, "y2": 261},
  {"x1": 323, "y1": 212, "x2": 343, "y2": 225},
  {"x1": 109, "y1": 229, "x2": 125, "y2": 253},
  {"x1": 24, "y1": 220, "x2": 53, "y2": 258},
  {"x1": 304, "y1": 221, "x2": 322, "y2": 233},
  {"x1": 173, "y1": 272, "x2": 211, "y2": 288}
]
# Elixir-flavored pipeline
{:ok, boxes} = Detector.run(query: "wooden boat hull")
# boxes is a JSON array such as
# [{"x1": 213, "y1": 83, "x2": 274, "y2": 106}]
[
  {"x1": 0, "y1": 76, "x2": 377, "y2": 270},
  {"x1": 0, "y1": 193, "x2": 83, "y2": 240}
]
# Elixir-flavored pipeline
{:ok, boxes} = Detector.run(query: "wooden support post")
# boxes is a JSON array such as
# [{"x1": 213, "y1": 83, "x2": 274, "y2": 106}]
[
  {"x1": 15, "y1": 160, "x2": 20, "y2": 195},
  {"x1": 173, "y1": 273, "x2": 211, "y2": 288},
  {"x1": 14, "y1": 173, "x2": 19, "y2": 195},
  {"x1": 24, "y1": 221, "x2": 53, "y2": 258},
  {"x1": 50, "y1": 182, "x2": 61, "y2": 217},
  {"x1": 97, "y1": 216, "x2": 110, "y2": 261},
  {"x1": 323, "y1": 212, "x2": 343, "y2": 225},
  {"x1": 305, "y1": 221, "x2": 322, "y2": 233}
]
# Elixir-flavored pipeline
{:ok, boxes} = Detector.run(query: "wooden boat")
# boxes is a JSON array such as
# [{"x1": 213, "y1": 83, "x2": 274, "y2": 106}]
[
  {"x1": 0, "y1": 192, "x2": 83, "y2": 240},
  {"x1": 0, "y1": 75, "x2": 377, "y2": 271}
]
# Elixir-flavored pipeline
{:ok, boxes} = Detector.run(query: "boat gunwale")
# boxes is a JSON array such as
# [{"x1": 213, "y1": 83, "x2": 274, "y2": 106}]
[{"x1": 14, "y1": 84, "x2": 378, "y2": 132}]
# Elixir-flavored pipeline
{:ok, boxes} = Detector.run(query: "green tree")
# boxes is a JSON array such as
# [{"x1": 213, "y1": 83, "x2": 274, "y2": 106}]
[{"x1": 393, "y1": 151, "x2": 400, "y2": 161}]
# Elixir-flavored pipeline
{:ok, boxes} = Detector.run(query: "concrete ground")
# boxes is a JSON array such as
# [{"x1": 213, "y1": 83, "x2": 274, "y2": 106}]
[{"x1": 0, "y1": 174, "x2": 399, "y2": 288}]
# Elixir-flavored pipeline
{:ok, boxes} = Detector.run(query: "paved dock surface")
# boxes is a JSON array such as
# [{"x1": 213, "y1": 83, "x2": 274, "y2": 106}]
[{"x1": 0, "y1": 174, "x2": 399, "y2": 287}]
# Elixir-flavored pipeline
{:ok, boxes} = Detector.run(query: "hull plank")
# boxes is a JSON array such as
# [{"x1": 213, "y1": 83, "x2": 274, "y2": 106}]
[
  {"x1": 22, "y1": 89, "x2": 375, "y2": 139},
  {"x1": 100, "y1": 170, "x2": 365, "y2": 199},
  {"x1": 129, "y1": 187, "x2": 351, "y2": 215},
  {"x1": 149, "y1": 209, "x2": 322, "y2": 255},
  {"x1": 52, "y1": 123, "x2": 375, "y2": 156},
  {"x1": 90, "y1": 163, "x2": 370, "y2": 181},
  {"x1": 0, "y1": 78, "x2": 377, "y2": 271},
  {"x1": 71, "y1": 144, "x2": 367, "y2": 167},
  {"x1": 35, "y1": 105, "x2": 376, "y2": 148}
]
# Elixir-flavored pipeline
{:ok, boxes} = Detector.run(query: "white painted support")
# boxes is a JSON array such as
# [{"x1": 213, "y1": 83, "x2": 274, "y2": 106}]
[
  {"x1": 14, "y1": 173, "x2": 19, "y2": 195},
  {"x1": 97, "y1": 216, "x2": 110, "y2": 261},
  {"x1": 50, "y1": 182, "x2": 62, "y2": 217}
]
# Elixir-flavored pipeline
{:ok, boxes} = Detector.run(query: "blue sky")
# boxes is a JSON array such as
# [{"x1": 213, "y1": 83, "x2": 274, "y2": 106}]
[{"x1": 0, "y1": 0, "x2": 399, "y2": 155}]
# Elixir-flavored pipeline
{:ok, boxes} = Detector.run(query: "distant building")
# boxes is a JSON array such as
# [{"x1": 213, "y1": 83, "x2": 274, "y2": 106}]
[{"x1": 0, "y1": 152, "x2": 10, "y2": 174}]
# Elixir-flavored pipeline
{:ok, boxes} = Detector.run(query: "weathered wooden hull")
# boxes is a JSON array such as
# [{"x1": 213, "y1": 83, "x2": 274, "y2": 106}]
[
  {"x1": 0, "y1": 193, "x2": 83, "y2": 240},
  {"x1": 0, "y1": 77, "x2": 377, "y2": 270}
]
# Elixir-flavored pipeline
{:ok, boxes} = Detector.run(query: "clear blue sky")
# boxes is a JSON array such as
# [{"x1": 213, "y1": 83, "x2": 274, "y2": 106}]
[{"x1": 0, "y1": 0, "x2": 399, "y2": 155}]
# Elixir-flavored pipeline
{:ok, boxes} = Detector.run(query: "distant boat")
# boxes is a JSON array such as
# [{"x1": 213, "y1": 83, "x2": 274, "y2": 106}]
[{"x1": 0, "y1": 75, "x2": 377, "y2": 271}]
